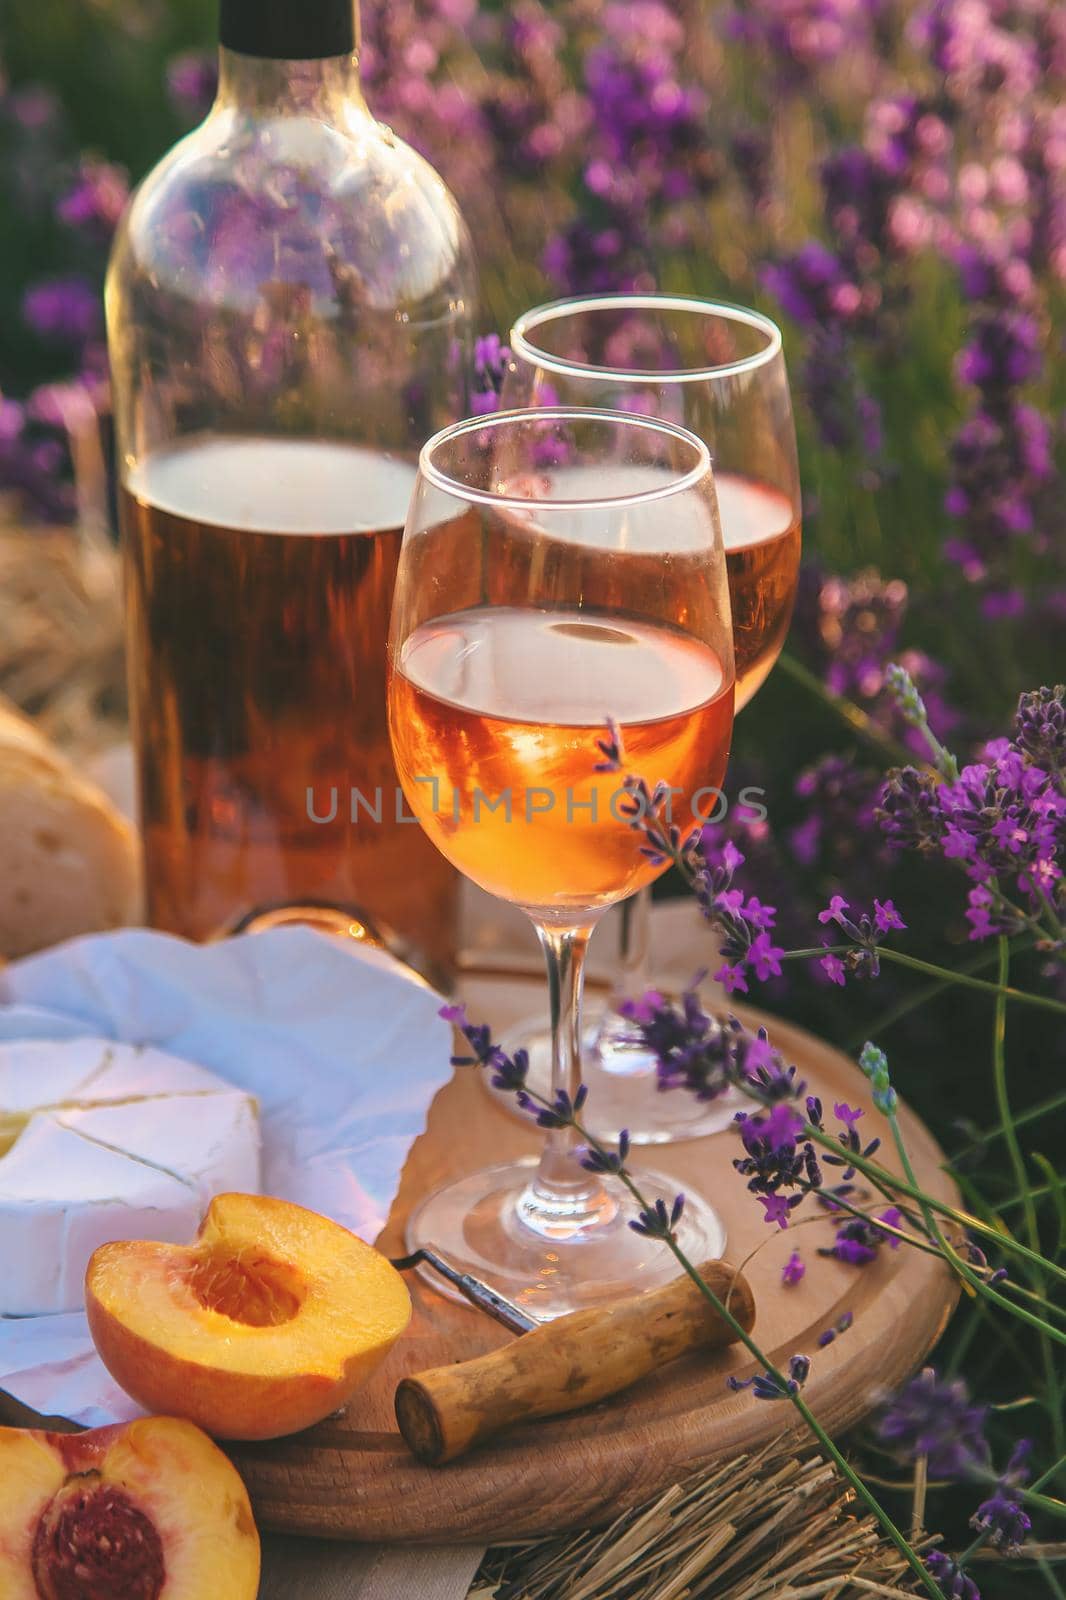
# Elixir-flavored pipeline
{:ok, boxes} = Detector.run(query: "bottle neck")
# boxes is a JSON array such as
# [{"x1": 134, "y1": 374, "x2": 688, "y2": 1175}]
[{"x1": 215, "y1": 46, "x2": 366, "y2": 116}]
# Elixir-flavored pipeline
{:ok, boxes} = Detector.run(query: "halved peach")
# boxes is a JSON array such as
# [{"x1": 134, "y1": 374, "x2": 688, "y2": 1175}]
[
  {"x1": 85, "y1": 1192, "x2": 412, "y2": 1440},
  {"x1": 0, "y1": 1416, "x2": 259, "y2": 1599}
]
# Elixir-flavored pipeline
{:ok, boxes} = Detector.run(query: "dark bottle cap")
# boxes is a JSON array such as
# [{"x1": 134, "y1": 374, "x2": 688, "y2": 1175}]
[{"x1": 220, "y1": 0, "x2": 357, "y2": 59}]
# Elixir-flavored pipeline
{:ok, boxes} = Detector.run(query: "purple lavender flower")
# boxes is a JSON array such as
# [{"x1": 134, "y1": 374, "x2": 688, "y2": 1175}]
[
  {"x1": 734, "y1": 1102, "x2": 823, "y2": 1217},
  {"x1": 782, "y1": 1249, "x2": 806, "y2": 1286},
  {"x1": 971, "y1": 1439, "x2": 1032, "y2": 1553},
  {"x1": 581, "y1": 15, "x2": 717, "y2": 210},
  {"x1": 471, "y1": 333, "x2": 512, "y2": 415},
  {"x1": 817, "y1": 1310, "x2": 854, "y2": 1347},
  {"x1": 877, "y1": 1370, "x2": 990, "y2": 1478},
  {"x1": 167, "y1": 52, "x2": 219, "y2": 122},
  {"x1": 22, "y1": 275, "x2": 100, "y2": 345},
  {"x1": 761, "y1": 242, "x2": 865, "y2": 328},
  {"x1": 791, "y1": 753, "x2": 882, "y2": 874},
  {"x1": 821, "y1": 1205, "x2": 903, "y2": 1264},
  {"x1": 956, "y1": 309, "x2": 1042, "y2": 390},
  {"x1": 581, "y1": 1129, "x2": 631, "y2": 1176},
  {"x1": 0, "y1": 398, "x2": 77, "y2": 523},
  {"x1": 821, "y1": 951, "x2": 847, "y2": 985},
  {"x1": 729, "y1": 0, "x2": 880, "y2": 84},
  {"x1": 543, "y1": 212, "x2": 649, "y2": 295},
  {"x1": 620, "y1": 987, "x2": 746, "y2": 1101},
  {"x1": 879, "y1": 707, "x2": 1064, "y2": 942},
  {"x1": 593, "y1": 716, "x2": 625, "y2": 773},
  {"x1": 728, "y1": 1353, "x2": 811, "y2": 1400},
  {"x1": 1014, "y1": 685, "x2": 1066, "y2": 775},
  {"x1": 925, "y1": 1552, "x2": 981, "y2": 1600},
  {"x1": 813, "y1": 897, "x2": 906, "y2": 984},
  {"x1": 630, "y1": 1192, "x2": 686, "y2": 1239},
  {"x1": 801, "y1": 327, "x2": 885, "y2": 469},
  {"x1": 439, "y1": 1002, "x2": 530, "y2": 1093},
  {"x1": 759, "y1": 1192, "x2": 803, "y2": 1226},
  {"x1": 682, "y1": 837, "x2": 784, "y2": 993},
  {"x1": 56, "y1": 158, "x2": 128, "y2": 235},
  {"x1": 533, "y1": 1085, "x2": 589, "y2": 1129},
  {"x1": 912, "y1": 0, "x2": 1039, "y2": 109}
]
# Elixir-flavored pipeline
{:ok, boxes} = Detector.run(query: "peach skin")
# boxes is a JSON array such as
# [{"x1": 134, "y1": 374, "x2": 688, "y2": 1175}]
[{"x1": 85, "y1": 1192, "x2": 412, "y2": 1440}]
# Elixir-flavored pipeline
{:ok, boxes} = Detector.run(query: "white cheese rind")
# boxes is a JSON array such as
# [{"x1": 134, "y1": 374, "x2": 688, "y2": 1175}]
[
  {"x1": 0, "y1": 1038, "x2": 262, "y2": 1316},
  {"x1": 0, "y1": 1116, "x2": 201, "y2": 1314}
]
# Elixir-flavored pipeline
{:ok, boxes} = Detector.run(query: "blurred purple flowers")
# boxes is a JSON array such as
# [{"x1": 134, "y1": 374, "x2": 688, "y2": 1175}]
[
  {"x1": 167, "y1": 52, "x2": 219, "y2": 123},
  {"x1": 56, "y1": 157, "x2": 128, "y2": 236},
  {"x1": 878, "y1": 1369, "x2": 990, "y2": 1479},
  {"x1": 22, "y1": 276, "x2": 100, "y2": 346}
]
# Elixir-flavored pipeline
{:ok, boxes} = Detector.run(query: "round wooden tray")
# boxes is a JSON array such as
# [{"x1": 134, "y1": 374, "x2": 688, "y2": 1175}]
[{"x1": 228, "y1": 994, "x2": 959, "y2": 1543}]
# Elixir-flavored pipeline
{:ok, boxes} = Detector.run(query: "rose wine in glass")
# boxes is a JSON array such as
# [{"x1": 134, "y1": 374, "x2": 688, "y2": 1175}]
[
  {"x1": 499, "y1": 296, "x2": 802, "y2": 1140},
  {"x1": 388, "y1": 407, "x2": 736, "y2": 1319},
  {"x1": 392, "y1": 607, "x2": 733, "y2": 910}
]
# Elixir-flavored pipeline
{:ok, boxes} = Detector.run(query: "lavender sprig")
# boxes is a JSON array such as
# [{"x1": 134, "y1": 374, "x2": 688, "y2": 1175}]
[{"x1": 437, "y1": 1003, "x2": 950, "y2": 1600}]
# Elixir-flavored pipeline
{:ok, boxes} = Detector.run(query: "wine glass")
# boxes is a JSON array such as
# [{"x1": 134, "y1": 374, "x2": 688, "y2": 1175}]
[
  {"x1": 387, "y1": 407, "x2": 736, "y2": 1319},
  {"x1": 497, "y1": 295, "x2": 802, "y2": 1144}
]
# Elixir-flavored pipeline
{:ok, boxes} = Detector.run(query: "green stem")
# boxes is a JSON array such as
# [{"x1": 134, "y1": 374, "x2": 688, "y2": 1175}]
[
  {"x1": 776, "y1": 942, "x2": 1066, "y2": 1016},
  {"x1": 846, "y1": 943, "x2": 1017, "y2": 1051},
  {"x1": 515, "y1": 1074, "x2": 947, "y2": 1600},
  {"x1": 990, "y1": 940, "x2": 1062, "y2": 1452},
  {"x1": 1034, "y1": 881, "x2": 1066, "y2": 942},
  {"x1": 612, "y1": 1165, "x2": 947, "y2": 1600},
  {"x1": 736, "y1": 1079, "x2": 1066, "y2": 1290},
  {"x1": 965, "y1": 1087, "x2": 1066, "y2": 1155},
  {"x1": 992, "y1": 939, "x2": 1040, "y2": 1264},
  {"x1": 776, "y1": 650, "x2": 917, "y2": 769},
  {"x1": 885, "y1": 1113, "x2": 1066, "y2": 1346},
  {"x1": 1032, "y1": 1454, "x2": 1066, "y2": 1495},
  {"x1": 874, "y1": 947, "x2": 1066, "y2": 1017},
  {"x1": 1038, "y1": 1556, "x2": 1066, "y2": 1599},
  {"x1": 1022, "y1": 1489, "x2": 1066, "y2": 1522}
]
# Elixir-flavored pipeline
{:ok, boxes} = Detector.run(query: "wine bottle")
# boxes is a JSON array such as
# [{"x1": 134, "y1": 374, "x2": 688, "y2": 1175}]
[{"x1": 107, "y1": 0, "x2": 477, "y2": 979}]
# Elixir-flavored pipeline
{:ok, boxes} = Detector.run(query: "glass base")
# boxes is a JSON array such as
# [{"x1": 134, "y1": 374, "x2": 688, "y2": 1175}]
[
  {"x1": 405, "y1": 1155, "x2": 726, "y2": 1322},
  {"x1": 485, "y1": 1011, "x2": 744, "y2": 1144}
]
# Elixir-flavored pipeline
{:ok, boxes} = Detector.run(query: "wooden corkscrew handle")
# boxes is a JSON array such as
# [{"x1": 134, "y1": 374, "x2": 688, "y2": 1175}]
[{"x1": 395, "y1": 1259, "x2": 755, "y2": 1465}]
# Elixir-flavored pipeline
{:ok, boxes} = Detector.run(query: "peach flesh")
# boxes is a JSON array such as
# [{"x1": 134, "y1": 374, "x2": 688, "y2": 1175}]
[
  {"x1": 86, "y1": 1192, "x2": 412, "y2": 1440},
  {"x1": 0, "y1": 1418, "x2": 260, "y2": 1600}
]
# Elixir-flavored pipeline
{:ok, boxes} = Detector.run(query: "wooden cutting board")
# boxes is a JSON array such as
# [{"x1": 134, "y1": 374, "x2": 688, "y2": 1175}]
[{"x1": 228, "y1": 997, "x2": 960, "y2": 1543}]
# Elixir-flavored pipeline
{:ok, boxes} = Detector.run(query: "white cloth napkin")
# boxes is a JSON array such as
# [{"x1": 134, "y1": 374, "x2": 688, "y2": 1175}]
[{"x1": 0, "y1": 926, "x2": 453, "y2": 1427}]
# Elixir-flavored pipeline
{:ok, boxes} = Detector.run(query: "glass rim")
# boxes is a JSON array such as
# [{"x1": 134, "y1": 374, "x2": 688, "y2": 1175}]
[
  {"x1": 510, "y1": 294, "x2": 783, "y2": 383},
  {"x1": 418, "y1": 405, "x2": 713, "y2": 512}
]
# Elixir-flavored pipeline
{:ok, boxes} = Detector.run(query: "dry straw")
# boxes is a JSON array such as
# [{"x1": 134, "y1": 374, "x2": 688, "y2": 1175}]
[
  {"x1": 470, "y1": 1446, "x2": 925, "y2": 1600},
  {"x1": 0, "y1": 508, "x2": 125, "y2": 755}
]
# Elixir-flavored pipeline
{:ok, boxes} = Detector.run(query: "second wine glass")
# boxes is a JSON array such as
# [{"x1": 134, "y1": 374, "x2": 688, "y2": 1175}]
[
  {"x1": 388, "y1": 407, "x2": 736, "y2": 1319},
  {"x1": 497, "y1": 294, "x2": 802, "y2": 1143}
]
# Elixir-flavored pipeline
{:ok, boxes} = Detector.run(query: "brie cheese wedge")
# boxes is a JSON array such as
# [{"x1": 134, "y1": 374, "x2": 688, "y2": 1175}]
[{"x1": 0, "y1": 1038, "x2": 261, "y2": 1315}]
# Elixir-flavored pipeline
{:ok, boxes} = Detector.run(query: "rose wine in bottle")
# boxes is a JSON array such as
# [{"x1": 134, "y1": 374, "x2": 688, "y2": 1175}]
[{"x1": 107, "y1": 0, "x2": 476, "y2": 979}]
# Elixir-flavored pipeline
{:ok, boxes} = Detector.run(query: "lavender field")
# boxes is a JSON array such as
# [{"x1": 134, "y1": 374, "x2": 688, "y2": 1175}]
[{"x1": 1, "y1": 1, "x2": 1064, "y2": 1594}]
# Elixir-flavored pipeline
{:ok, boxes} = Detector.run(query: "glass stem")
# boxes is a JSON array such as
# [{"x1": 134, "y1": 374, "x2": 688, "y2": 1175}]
[
  {"x1": 593, "y1": 887, "x2": 656, "y2": 1073},
  {"x1": 517, "y1": 919, "x2": 618, "y2": 1238}
]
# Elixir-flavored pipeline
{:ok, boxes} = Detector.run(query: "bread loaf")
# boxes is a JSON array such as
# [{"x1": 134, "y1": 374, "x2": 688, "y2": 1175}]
[{"x1": 0, "y1": 700, "x2": 141, "y2": 959}]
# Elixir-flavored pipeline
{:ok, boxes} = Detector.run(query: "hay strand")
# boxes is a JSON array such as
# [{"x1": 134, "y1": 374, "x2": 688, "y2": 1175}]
[{"x1": 473, "y1": 1446, "x2": 925, "y2": 1599}]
